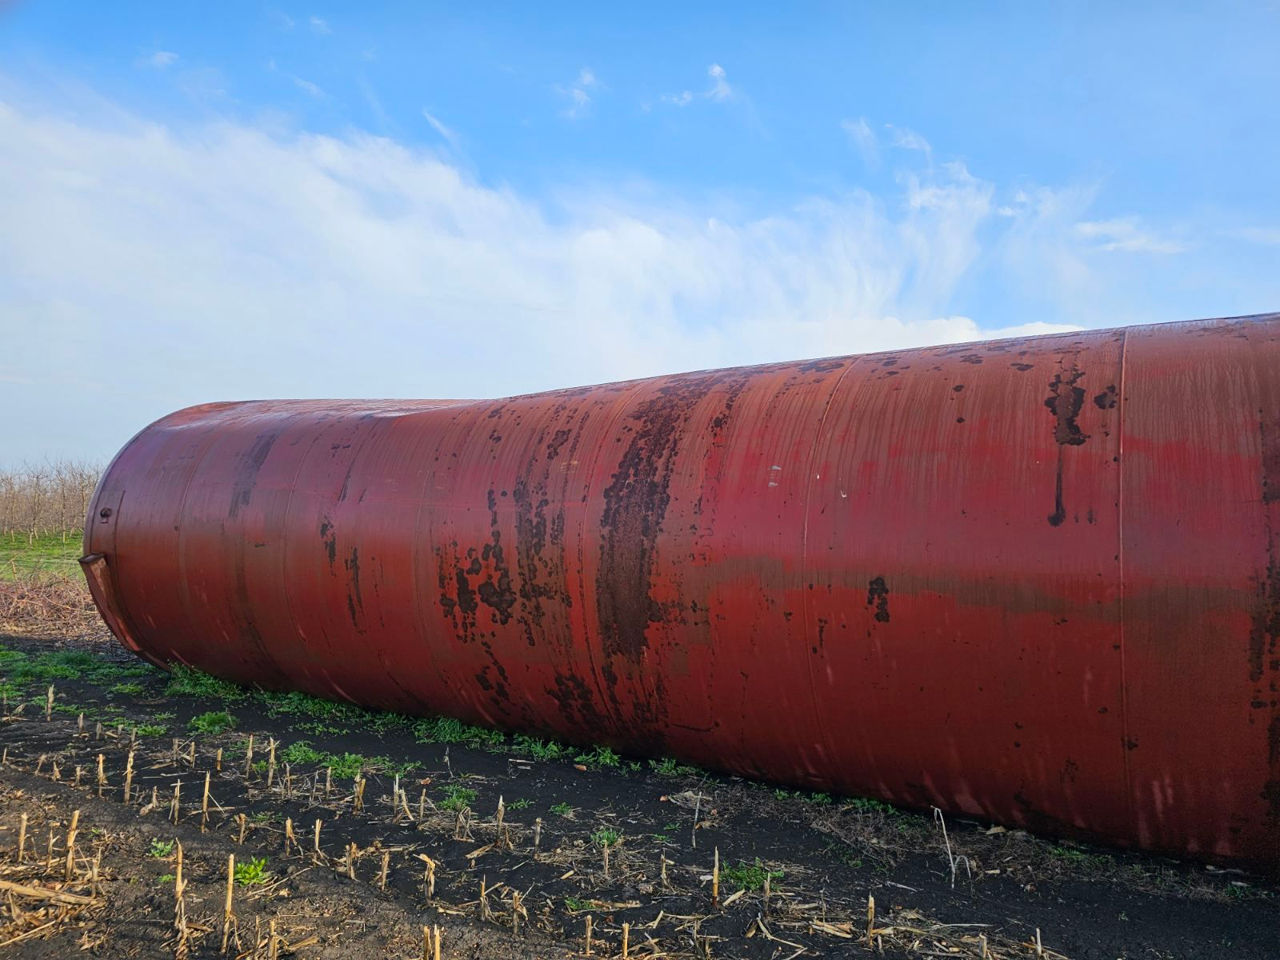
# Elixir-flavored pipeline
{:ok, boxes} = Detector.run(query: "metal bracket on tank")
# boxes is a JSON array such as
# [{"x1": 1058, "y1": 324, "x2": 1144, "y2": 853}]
[{"x1": 78, "y1": 552, "x2": 144, "y2": 656}]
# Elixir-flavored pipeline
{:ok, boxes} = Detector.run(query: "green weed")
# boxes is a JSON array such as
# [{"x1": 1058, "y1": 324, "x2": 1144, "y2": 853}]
[
  {"x1": 413, "y1": 715, "x2": 504, "y2": 749},
  {"x1": 721, "y1": 859, "x2": 784, "y2": 892},
  {"x1": 511, "y1": 734, "x2": 566, "y2": 760},
  {"x1": 438, "y1": 785, "x2": 477, "y2": 812},
  {"x1": 649, "y1": 756, "x2": 699, "y2": 777},
  {"x1": 234, "y1": 857, "x2": 270, "y2": 885},
  {"x1": 188, "y1": 710, "x2": 236, "y2": 735},
  {"x1": 591, "y1": 827, "x2": 621, "y2": 848},
  {"x1": 279, "y1": 741, "x2": 327, "y2": 767},
  {"x1": 148, "y1": 838, "x2": 175, "y2": 858},
  {"x1": 574, "y1": 745, "x2": 621, "y2": 769},
  {"x1": 165, "y1": 665, "x2": 247, "y2": 701}
]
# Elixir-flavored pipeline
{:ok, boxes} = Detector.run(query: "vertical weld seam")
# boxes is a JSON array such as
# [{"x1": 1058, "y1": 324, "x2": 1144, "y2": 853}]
[
  {"x1": 574, "y1": 379, "x2": 654, "y2": 736},
  {"x1": 339, "y1": 418, "x2": 416, "y2": 702},
  {"x1": 278, "y1": 412, "x2": 330, "y2": 692},
  {"x1": 1116, "y1": 329, "x2": 1134, "y2": 832},
  {"x1": 172, "y1": 421, "x2": 235, "y2": 666},
  {"x1": 410, "y1": 401, "x2": 485, "y2": 716},
  {"x1": 799, "y1": 357, "x2": 863, "y2": 771}
]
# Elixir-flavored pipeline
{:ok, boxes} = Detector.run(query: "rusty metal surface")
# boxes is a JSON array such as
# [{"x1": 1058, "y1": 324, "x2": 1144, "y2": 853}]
[{"x1": 82, "y1": 315, "x2": 1280, "y2": 865}]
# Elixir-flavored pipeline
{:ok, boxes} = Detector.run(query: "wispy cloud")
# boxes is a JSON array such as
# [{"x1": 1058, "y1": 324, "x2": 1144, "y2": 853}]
[
  {"x1": 558, "y1": 68, "x2": 598, "y2": 119},
  {"x1": 267, "y1": 59, "x2": 325, "y2": 99},
  {"x1": 309, "y1": 16, "x2": 331, "y2": 35},
  {"x1": 706, "y1": 63, "x2": 732, "y2": 102},
  {"x1": 291, "y1": 76, "x2": 324, "y2": 98},
  {"x1": 663, "y1": 63, "x2": 735, "y2": 107},
  {"x1": 841, "y1": 117, "x2": 878, "y2": 169},
  {"x1": 422, "y1": 109, "x2": 460, "y2": 150},
  {"x1": 0, "y1": 86, "x2": 1105, "y2": 463},
  {"x1": 1075, "y1": 217, "x2": 1186, "y2": 253},
  {"x1": 139, "y1": 51, "x2": 179, "y2": 69},
  {"x1": 886, "y1": 123, "x2": 931, "y2": 154}
]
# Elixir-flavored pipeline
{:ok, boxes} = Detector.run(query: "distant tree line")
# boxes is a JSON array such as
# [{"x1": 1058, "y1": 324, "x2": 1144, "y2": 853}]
[{"x1": 0, "y1": 461, "x2": 102, "y2": 541}]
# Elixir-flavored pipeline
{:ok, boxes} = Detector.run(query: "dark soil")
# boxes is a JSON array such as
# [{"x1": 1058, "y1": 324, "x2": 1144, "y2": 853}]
[{"x1": 1, "y1": 630, "x2": 1275, "y2": 959}]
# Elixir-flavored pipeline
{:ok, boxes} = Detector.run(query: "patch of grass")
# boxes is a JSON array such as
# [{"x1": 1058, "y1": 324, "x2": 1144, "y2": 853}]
[
  {"x1": 0, "y1": 645, "x2": 143, "y2": 687},
  {"x1": 413, "y1": 715, "x2": 504, "y2": 749},
  {"x1": 110, "y1": 681, "x2": 145, "y2": 696},
  {"x1": 256, "y1": 689, "x2": 397, "y2": 734},
  {"x1": 848, "y1": 796, "x2": 897, "y2": 815},
  {"x1": 591, "y1": 827, "x2": 621, "y2": 848},
  {"x1": 132, "y1": 723, "x2": 167, "y2": 737},
  {"x1": 234, "y1": 856, "x2": 270, "y2": 885},
  {"x1": 165, "y1": 665, "x2": 248, "y2": 701},
  {"x1": 721, "y1": 859, "x2": 784, "y2": 892},
  {"x1": 507, "y1": 798, "x2": 533, "y2": 810},
  {"x1": 279, "y1": 741, "x2": 327, "y2": 767},
  {"x1": 550, "y1": 802, "x2": 574, "y2": 817},
  {"x1": 511, "y1": 734, "x2": 567, "y2": 760},
  {"x1": 148, "y1": 838, "x2": 175, "y2": 859},
  {"x1": 0, "y1": 532, "x2": 82, "y2": 579},
  {"x1": 574, "y1": 745, "x2": 621, "y2": 769},
  {"x1": 188, "y1": 710, "x2": 236, "y2": 735},
  {"x1": 1048, "y1": 844, "x2": 1112, "y2": 871},
  {"x1": 438, "y1": 785, "x2": 477, "y2": 812},
  {"x1": 774, "y1": 787, "x2": 835, "y2": 805},
  {"x1": 649, "y1": 756, "x2": 699, "y2": 777},
  {"x1": 563, "y1": 896, "x2": 594, "y2": 912},
  {"x1": 324, "y1": 752, "x2": 369, "y2": 780}
]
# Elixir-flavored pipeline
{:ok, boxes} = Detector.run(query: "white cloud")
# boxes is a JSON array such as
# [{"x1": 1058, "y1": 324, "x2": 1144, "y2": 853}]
[
  {"x1": 841, "y1": 117, "x2": 878, "y2": 168},
  {"x1": 291, "y1": 75, "x2": 325, "y2": 98},
  {"x1": 140, "y1": 51, "x2": 179, "y2": 69},
  {"x1": 309, "y1": 16, "x2": 331, "y2": 34},
  {"x1": 267, "y1": 60, "x2": 324, "y2": 99},
  {"x1": 1075, "y1": 217, "x2": 1186, "y2": 253},
  {"x1": 559, "y1": 68, "x2": 598, "y2": 119},
  {"x1": 8, "y1": 85, "x2": 1205, "y2": 464},
  {"x1": 706, "y1": 63, "x2": 732, "y2": 102},
  {"x1": 886, "y1": 124, "x2": 931, "y2": 154},
  {"x1": 421, "y1": 109, "x2": 459, "y2": 150},
  {"x1": 662, "y1": 64, "x2": 736, "y2": 107}
]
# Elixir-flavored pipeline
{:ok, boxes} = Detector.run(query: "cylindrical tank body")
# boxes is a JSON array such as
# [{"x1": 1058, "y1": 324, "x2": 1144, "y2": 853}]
[{"x1": 83, "y1": 314, "x2": 1280, "y2": 866}]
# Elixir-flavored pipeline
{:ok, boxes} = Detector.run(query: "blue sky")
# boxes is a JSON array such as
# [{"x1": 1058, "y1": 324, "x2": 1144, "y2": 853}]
[{"x1": 1, "y1": 1, "x2": 1278, "y2": 464}]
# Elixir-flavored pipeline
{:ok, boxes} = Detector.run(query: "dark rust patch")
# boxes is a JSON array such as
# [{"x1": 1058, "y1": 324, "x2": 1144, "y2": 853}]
[
  {"x1": 1048, "y1": 459, "x2": 1068, "y2": 527},
  {"x1": 1045, "y1": 366, "x2": 1090, "y2": 447},
  {"x1": 1093, "y1": 385, "x2": 1118, "y2": 410},
  {"x1": 597, "y1": 381, "x2": 705, "y2": 661},
  {"x1": 319, "y1": 518, "x2": 337, "y2": 567},
  {"x1": 344, "y1": 547, "x2": 364, "y2": 629},
  {"x1": 228, "y1": 432, "x2": 278, "y2": 518},
  {"x1": 1045, "y1": 361, "x2": 1088, "y2": 527},
  {"x1": 867, "y1": 576, "x2": 890, "y2": 623}
]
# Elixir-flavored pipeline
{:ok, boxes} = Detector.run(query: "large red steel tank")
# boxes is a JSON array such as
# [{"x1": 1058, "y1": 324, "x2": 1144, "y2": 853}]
[{"x1": 81, "y1": 313, "x2": 1280, "y2": 866}]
